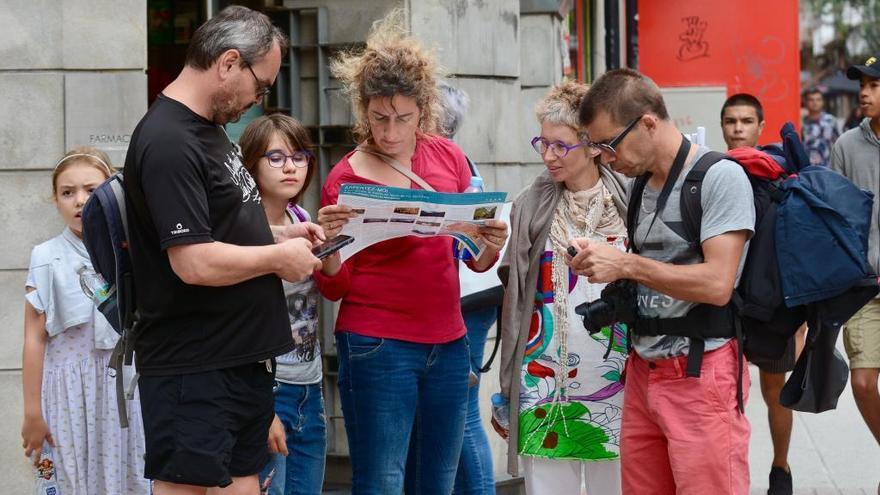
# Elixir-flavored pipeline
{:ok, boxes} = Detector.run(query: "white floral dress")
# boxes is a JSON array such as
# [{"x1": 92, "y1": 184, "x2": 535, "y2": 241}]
[
  {"x1": 26, "y1": 229, "x2": 150, "y2": 494},
  {"x1": 517, "y1": 183, "x2": 628, "y2": 462}
]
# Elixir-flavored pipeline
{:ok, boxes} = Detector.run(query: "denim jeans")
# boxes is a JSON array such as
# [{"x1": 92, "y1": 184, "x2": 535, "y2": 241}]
[
  {"x1": 454, "y1": 307, "x2": 498, "y2": 495},
  {"x1": 258, "y1": 382, "x2": 326, "y2": 495},
  {"x1": 336, "y1": 332, "x2": 470, "y2": 495}
]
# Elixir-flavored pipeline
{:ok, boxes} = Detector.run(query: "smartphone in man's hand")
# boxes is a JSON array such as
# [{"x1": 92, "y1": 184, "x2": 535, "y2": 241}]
[{"x1": 311, "y1": 235, "x2": 354, "y2": 260}]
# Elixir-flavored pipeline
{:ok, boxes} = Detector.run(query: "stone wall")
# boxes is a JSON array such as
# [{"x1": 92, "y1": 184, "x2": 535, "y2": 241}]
[
  {"x1": 281, "y1": 0, "x2": 564, "y2": 484},
  {"x1": 0, "y1": 0, "x2": 147, "y2": 490},
  {"x1": 0, "y1": 0, "x2": 566, "y2": 489}
]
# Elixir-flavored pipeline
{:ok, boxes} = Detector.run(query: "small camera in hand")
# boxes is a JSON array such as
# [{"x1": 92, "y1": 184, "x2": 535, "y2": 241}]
[{"x1": 574, "y1": 280, "x2": 638, "y2": 334}]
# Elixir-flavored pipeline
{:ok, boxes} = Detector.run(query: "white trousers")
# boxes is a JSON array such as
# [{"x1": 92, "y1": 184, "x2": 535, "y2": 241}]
[{"x1": 521, "y1": 456, "x2": 622, "y2": 495}]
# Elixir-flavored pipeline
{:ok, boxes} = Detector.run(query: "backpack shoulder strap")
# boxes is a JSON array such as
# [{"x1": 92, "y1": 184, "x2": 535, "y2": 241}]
[
  {"x1": 108, "y1": 176, "x2": 129, "y2": 245},
  {"x1": 627, "y1": 174, "x2": 650, "y2": 254},
  {"x1": 680, "y1": 151, "x2": 729, "y2": 247}
]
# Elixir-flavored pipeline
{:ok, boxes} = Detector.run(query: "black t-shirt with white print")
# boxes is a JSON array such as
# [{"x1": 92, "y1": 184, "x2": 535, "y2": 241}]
[{"x1": 124, "y1": 94, "x2": 292, "y2": 376}]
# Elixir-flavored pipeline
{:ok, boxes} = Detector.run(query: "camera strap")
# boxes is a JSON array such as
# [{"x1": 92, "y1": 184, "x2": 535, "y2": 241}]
[{"x1": 636, "y1": 135, "x2": 692, "y2": 249}]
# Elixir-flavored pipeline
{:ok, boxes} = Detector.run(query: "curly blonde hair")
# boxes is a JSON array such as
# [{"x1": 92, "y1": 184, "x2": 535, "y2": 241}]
[
  {"x1": 330, "y1": 9, "x2": 444, "y2": 143},
  {"x1": 535, "y1": 80, "x2": 590, "y2": 142}
]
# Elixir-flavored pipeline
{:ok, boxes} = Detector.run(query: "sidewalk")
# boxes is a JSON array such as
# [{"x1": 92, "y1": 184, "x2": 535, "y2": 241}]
[
  {"x1": 746, "y1": 340, "x2": 880, "y2": 495},
  {"x1": 321, "y1": 339, "x2": 879, "y2": 495}
]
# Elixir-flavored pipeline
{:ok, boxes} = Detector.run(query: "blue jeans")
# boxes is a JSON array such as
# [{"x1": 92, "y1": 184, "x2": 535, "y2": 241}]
[
  {"x1": 258, "y1": 382, "x2": 326, "y2": 495},
  {"x1": 336, "y1": 332, "x2": 470, "y2": 495},
  {"x1": 454, "y1": 307, "x2": 498, "y2": 495}
]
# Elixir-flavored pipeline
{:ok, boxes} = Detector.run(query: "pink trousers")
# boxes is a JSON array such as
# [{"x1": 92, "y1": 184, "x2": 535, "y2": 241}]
[{"x1": 620, "y1": 341, "x2": 751, "y2": 495}]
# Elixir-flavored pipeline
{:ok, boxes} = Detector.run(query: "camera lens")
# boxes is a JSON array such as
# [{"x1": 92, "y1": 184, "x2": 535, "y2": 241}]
[{"x1": 575, "y1": 299, "x2": 617, "y2": 334}]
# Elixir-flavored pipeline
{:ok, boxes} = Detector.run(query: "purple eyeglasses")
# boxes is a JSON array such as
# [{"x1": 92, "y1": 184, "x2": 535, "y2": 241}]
[
  {"x1": 264, "y1": 150, "x2": 314, "y2": 168},
  {"x1": 531, "y1": 136, "x2": 600, "y2": 158}
]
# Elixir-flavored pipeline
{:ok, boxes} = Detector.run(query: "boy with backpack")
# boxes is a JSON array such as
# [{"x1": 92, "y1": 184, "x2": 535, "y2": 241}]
[{"x1": 830, "y1": 56, "x2": 880, "y2": 451}]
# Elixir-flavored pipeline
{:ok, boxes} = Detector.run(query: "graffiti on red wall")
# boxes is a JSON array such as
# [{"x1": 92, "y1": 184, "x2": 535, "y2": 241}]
[{"x1": 677, "y1": 16, "x2": 710, "y2": 62}]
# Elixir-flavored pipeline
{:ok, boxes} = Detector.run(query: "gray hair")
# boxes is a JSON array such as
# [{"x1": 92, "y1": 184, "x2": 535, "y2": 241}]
[
  {"x1": 437, "y1": 80, "x2": 470, "y2": 138},
  {"x1": 186, "y1": 6, "x2": 289, "y2": 70},
  {"x1": 535, "y1": 80, "x2": 590, "y2": 141}
]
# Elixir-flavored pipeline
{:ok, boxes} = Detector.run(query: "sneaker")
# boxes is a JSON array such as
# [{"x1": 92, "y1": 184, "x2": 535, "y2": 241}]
[{"x1": 767, "y1": 466, "x2": 793, "y2": 495}]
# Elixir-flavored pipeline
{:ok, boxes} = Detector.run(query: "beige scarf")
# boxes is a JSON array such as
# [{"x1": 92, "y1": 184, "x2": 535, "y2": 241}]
[{"x1": 545, "y1": 181, "x2": 626, "y2": 402}]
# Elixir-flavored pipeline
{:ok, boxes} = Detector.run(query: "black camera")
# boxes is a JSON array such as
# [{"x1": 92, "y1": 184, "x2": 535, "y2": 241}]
[{"x1": 574, "y1": 280, "x2": 638, "y2": 334}]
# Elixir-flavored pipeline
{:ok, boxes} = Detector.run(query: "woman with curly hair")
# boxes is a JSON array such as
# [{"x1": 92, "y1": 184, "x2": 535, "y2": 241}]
[
  {"x1": 313, "y1": 10, "x2": 509, "y2": 495},
  {"x1": 497, "y1": 81, "x2": 628, "y2": 494}
]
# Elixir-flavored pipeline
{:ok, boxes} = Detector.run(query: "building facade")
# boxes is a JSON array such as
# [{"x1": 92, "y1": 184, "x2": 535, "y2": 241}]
[
  {"x1": 0, "y1": 1, "x2": 147, "y2": 490},
  {"x1": 0, "y1": 0, "x2": 623, "y2": 489}
]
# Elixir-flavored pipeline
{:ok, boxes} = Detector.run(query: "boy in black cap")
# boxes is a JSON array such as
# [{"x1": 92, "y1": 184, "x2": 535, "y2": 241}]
[{"x1": 830, "y1": 56, "x2": 880, "y2": 461}]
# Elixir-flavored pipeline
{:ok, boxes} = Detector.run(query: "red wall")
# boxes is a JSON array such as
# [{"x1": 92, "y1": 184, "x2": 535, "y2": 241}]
[{"x1": 638, "y1": 0, "x2": 801, "y2": 144}]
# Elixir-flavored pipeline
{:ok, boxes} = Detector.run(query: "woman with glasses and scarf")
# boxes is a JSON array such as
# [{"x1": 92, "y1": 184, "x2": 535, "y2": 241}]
[
  {"x1": 496, "y1": 81, "x2": 629, "y2": 495},
  {"x1": 312, "y1": 10, "x2": 508, "y2": 495}
]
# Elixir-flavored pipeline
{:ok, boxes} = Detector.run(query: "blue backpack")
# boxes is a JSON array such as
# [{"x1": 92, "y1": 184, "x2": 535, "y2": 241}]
[{"x1": 81, "y1": 172, "x2": 145, "y2": 427}]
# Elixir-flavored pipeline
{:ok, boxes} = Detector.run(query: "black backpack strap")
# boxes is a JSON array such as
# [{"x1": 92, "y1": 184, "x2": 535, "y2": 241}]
[
  {"x1": 686, "y1": 338, "x2": 705, "y2": 377},
  {"x1": 634, "y1": 301, "x2": 738, "y2": 379},
  {"x1": 677, "y1": 150, "x2": 736, "y2": 379},
  {"x1": 479, "y1": 304, "x2": 503, "y2": 373},
  {"x1": 679, "y1": 151, "x2": 729, "y2": 247},
  {"x1": 734, "y1": 309, "x2": 745, "y2": 413},
  {"x1": 636, "y1": 304, "x2": 736, "y2": 338}
]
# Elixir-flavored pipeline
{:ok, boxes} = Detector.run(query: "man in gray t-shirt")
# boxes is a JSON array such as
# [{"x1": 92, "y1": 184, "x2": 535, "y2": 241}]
[
  {"x1": 570, "y1": 69, "x2": 755, "y2": 495},
  {"x1": 632, "y1": 146, "x2": 753, "y2": 359}
]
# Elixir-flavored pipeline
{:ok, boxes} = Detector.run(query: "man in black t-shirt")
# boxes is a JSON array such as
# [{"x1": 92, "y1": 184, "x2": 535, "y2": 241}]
[{"x1": 123, "y1": 6, "x2": 323, "y2": 494}]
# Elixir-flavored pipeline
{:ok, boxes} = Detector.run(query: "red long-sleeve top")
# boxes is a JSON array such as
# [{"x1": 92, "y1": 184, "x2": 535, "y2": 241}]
[{"x1": 314, "y1": 136, "x2": 494, "y2": 344}]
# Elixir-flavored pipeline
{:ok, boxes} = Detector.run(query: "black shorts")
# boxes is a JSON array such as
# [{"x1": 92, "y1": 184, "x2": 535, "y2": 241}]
[{"x1": 138, "y1": 360, "x2": 276, "y2": 487}]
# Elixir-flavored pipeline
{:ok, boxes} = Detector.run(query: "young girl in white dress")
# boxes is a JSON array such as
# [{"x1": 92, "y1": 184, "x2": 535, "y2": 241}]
[{"x1": 21, "y1": 147, "x2": 151, "y2": 495}]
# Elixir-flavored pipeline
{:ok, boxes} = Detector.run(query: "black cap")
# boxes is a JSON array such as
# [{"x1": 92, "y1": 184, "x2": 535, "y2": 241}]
[{"x1": 847, "y1": 54, "x2": 880, "y2": 80}]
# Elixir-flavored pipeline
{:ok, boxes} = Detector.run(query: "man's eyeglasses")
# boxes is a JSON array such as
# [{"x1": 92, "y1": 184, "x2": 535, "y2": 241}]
[
  {"x1": 264, "y1": 151, "x2": 313, "y2": 168},
  {"x1": 530, "y1": 136, "x2": 599, "y2": 158},
  {"x1": 590, "y1": 116, "x2": 642, "y2": 164},
  {"x1": 245, "y1": 63, "x2": 272, "y2": 100}
]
